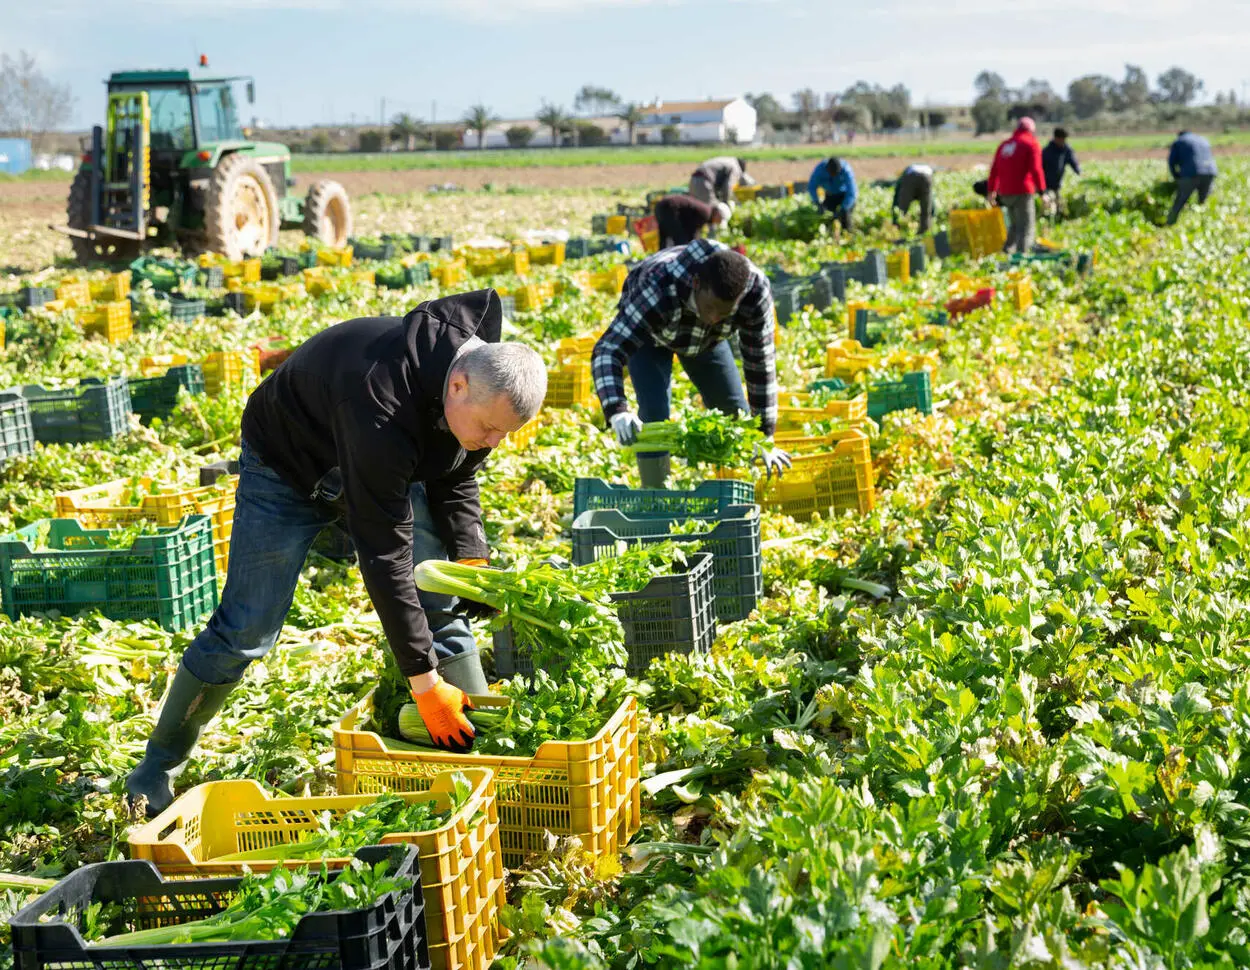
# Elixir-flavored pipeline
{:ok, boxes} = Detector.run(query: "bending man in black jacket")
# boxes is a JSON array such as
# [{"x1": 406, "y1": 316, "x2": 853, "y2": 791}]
[{"x1": 127, "y1": 289, "x2": 547, "y2": 816}]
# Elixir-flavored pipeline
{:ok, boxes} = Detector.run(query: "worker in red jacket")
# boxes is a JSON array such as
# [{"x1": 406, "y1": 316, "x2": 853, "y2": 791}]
[{"x1": 987, "y1": 117, "x2": 1047, "y2": 254}]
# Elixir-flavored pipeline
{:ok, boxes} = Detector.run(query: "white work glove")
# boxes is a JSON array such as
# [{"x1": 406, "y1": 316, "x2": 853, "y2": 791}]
[
  {"x1": 756, "y1": 442, "x2": 793, "y2": 480},
  {"x1": 610, "y1": 411, "x2": 643, "y2": 447}
]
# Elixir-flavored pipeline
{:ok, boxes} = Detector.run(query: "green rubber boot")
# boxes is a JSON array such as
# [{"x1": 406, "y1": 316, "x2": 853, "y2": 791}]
[
  {"x1": 437, "y1": 649, "x2": 491, "y2": 695},
  {"x1": 125, "y1": 663, "x2": 238, "y2": 818},
  {"x1": 637, "y1": 454, "x2": 671, "y2": 490}
]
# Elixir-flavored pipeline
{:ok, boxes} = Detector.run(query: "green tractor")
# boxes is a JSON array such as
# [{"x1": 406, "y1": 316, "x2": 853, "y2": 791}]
[{"x1": 57, "y1": 69, "x2": 351, "y2": 263}]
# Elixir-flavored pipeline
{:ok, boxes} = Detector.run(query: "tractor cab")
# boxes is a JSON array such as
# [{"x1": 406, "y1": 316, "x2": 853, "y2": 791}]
[{"x1": 56, "y1": 68, "x2": 351, "y2": 263}]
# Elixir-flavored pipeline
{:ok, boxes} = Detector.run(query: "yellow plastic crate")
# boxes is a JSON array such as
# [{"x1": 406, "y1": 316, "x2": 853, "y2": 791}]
[
  {"x1": 351, "y1": 268, "x2": 376, "y2": 286},
  {"x1": 757, "y1": 429, "x2": 875, "y2": 519},
  {"x1": 884, "y1": 348, "x2": 940, "y2": 375},
  {"x1": 605, "y1": 215, "x2": 628, "y2": 235},
  {"x1": 733, "y1": 184, "x2": 762, "y2": 203},
  {"x1": 55, "y1": 476, "x2": 237, "y2": 576},
  {"x1": 948, "y1": 208, "x2": 1007, "y2": 258},
  {"x1": 201, "y1": 349, "x2": 261, "y2": 397},
  {"x1": 221, "y1": 258, "x2": 262, "y2": 283},
  {"x1": 127, "y1": 769, "x2": 505, "y2": 970},
  {"x1": 242, "y1": 282, "x2": 301, "y2": 313},
  {"x1": 845, "y1": 302, "x2": 903, "y2": 340},
  {"x1": 334, "y1": 693, "x2": 641, "y2": 871},
  {"x1": 824, "y1": 339, "x2": 877, "y2": 381},
  {"x1": 1010, "y1": 274, "x2": 1033, "y2": 311},
  {"x1": 948, "y1": 272, "x2": 993, "y2": 298},
  {"x1": 526, "y1": 241, "x2": 565, "y2": 267},
  {"x1": 316, "y1": 246, "x2": 354, "y2": 268},
  {"x1": 55, "y1": 279, "x2": 91, "y2": 307},
  {"x1": 544, "y1": 360, "x2": 594, "y2": 409},
  {"x1": 555, "y1": 332, "x2": 603, "y2": 366},
  {"x1": 774, "y1": 392, "x2": 869, "y2": 431},
  {"x1": 512, "y1": 280, "x2": 554, "y2": 312},
  {"x1": 88, "y1": 270, "x2": 131, "y2": 301},
  {"x1": 589, "y1": 264, "x2": 627, "y2": 295},
  {"x1": 431, "y1": 260, "x2": 467, "y2": 288},
  {"x1": 78, "y1": 300, "x2": 133, "y2": 344},
  {"x1": 886, "y1": 250, "x2": 910, "y2": 282},
  {"x1": 501, "y1": 413, "x2": 543, "y2": 450}
]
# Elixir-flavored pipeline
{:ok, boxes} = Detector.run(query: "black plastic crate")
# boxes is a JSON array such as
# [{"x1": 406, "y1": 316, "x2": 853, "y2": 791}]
[
  {"x1": 493, "y1": 552, "x2": 716, "y2": 678},
  {"x1": 591, "y1": 215, "x2": 609, "y2": 235},
  {"x1": 909, "y1": 242, "x2": 926, "y2": 275},
  {"x1": 573, "y1": 478, "x2": 754, "y2": 520},
  {"x1": 853, "y1": 308, "x2": 891, "y2": 348},
  {"x1": 199, "y1": 458, "x2": 240, "y2": 487},
  {"x1": 932, "y1": 231, "x2": 951, "y2": 259},
  {"x1": 848, "y1": 250, "x2": 887, "y2": 286},
  {"x1": 9, "y1": 844, "x2": 429, "y2": 970},
  {"x1": 261, "y1": 255, "x2": 300, "y2": 279},
  {"x1": 349, "y1": 238, "x2": 397, "y2": 262},
  {"x1": 198, "y1": 266, "x2": 224, "y2": 289},
  {"x1": 772, "y1": 281, "x2": 805, "y2": 325},
  {"x1": 498, "y1": 295, "x2": 516, "y2": 317},
  {"x1": 223, "y1": 292, "x2": 246, "y2": 315},
  {"x1": 817, "y1": 264, "x2": 849, "y2": 303},
  {"x1": 405, "y1": 234, "x2": 432, "y2": 253},
  {"x1": 571, "y1": 504, "x2": 761, "y2": 623},
  {"x1": 168, "y1": 296, "x2": 205, "y2": 322},
  {"x1": 756, "y1": 185, "x2": 789, "y2": 200},
  {"x1": 20, "y1": 286, "x2": 54, "y2": 309},
  {"x1": 428, "y1": 236, "x2": 454, "y2": 253},
  {"x1": 19, "y1": 377, "x2": 132, "y2": 444},
  {"x1": 128, "y1": 364, "x2": 205, "y2": 423},
  {"x1": 0, "y1": 392, "x2": 35, "y2": 463},
  {"x1": 405, "y1": 263, "x2": 430, "y2": 286}
]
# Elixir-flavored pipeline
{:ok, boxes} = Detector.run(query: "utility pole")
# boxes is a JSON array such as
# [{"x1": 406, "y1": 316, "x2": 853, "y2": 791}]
[
  {"x1": 432, "y1": 100, "x2": 436, "y2": 124},
  {"x1": 381, "y1": 97, "x2": 386, "y2": 128}
]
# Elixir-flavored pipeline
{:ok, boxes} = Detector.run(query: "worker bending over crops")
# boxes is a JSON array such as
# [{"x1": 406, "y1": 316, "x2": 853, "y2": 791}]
[
  {"x1": 891, "y1": 163, "x2": 935, "y2": 234},
  {"x1": 654, "y1": 194, "x2": 731, "y2": 248},
  {"x1": 689, "y1": 155, "x2": 754, "y2": 205},
  {"x1": 987, "y1": 117, "x2": 1046, "y2": 254},
  {"x1": 808, "y1": 157, "x2": 858, "y2": 230},
  {"x1": 1167, "y1": 130, "x2": 1218, "y2": 225},
  {"x1": 592, "y1": 239, "x2": 791, "y2": 488},
  {"x1": 127, "y1": 290, "x2": 546, "y2": 817}
]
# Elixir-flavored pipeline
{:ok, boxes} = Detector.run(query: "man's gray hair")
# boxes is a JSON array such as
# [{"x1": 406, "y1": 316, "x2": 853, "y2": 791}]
[{"x1": 454, "y1": 342, "x2": 547, "y2": 420}]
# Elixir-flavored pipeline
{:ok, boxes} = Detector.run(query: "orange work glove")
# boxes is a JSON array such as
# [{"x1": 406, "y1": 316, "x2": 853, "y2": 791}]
[{"x1": 412, "y1": 679, "x2": 476, "y2": 752}]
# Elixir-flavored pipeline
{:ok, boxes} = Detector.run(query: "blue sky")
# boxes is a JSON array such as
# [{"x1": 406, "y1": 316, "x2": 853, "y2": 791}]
[{"x1": 5, "y1": 0, "x2": 1250, "y2": 129}]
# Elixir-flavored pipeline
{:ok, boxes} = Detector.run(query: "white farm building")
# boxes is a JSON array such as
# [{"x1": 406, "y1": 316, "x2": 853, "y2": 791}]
[{"x1": 459, "y1": 97, "x2": 757, "y2": 149}]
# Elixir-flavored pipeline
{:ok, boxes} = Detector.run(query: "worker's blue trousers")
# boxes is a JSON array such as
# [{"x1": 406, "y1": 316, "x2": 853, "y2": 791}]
[{"x1": 181, "y1": 439, "x2": 474, "y2": 685}]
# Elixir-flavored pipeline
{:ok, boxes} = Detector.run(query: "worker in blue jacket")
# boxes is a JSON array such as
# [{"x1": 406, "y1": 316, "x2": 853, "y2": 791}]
[
  {"x1": 1167, "y1": 131, "x2": 1218, "y2": 225},
  {"x1": 808, "y1": 157, "x2": 857, "y2": 230}
]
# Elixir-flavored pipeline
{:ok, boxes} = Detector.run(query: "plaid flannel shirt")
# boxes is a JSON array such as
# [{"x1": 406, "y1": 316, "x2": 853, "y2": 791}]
[{"x1": 591, "y1": 239, "x2": 778, "y2": 436}]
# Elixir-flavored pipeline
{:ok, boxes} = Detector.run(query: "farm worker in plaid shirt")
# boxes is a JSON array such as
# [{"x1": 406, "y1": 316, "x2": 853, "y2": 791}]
[{"x1": 591, "y1": 239, "x2": 792, "y2": 489}]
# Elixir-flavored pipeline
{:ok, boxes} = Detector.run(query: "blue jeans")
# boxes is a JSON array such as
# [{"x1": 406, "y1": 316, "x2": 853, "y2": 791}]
[
  {"x1": 629, "y1": 333, "x2": 748, "y2": 458},
  {"x1": 182, "y1": 440, "x2": 475, "y2": 685}
]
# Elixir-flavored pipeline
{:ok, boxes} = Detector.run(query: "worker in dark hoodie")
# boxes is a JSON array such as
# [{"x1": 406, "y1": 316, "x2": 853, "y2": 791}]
[{"x1": 126, "y1": 289, "x2": 547, "y2": 817}]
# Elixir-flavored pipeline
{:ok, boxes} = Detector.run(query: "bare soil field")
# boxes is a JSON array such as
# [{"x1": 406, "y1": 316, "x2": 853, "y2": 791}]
[{"x1": 3, "y1": 144, "x2": 1245, "y2": 272}]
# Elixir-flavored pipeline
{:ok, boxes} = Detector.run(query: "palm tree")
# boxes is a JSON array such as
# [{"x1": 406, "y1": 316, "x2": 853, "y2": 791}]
[
  {"x1": 616, "y1": 102, "x2": 644, "y2": 146},
  {"x1": 462, "y1": 104, "x2": 499, "y2": 149},
  {"x1": 536, "y1": 102, "x2": 571, "y2": 148},
  {"x1": 389, "y1": 113, "x2": 421, "y2": 151}
]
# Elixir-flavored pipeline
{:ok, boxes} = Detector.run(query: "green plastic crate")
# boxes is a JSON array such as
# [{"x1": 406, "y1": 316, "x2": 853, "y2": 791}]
[
  {"x1": 573, "y1": 478, "x2": 754, "y2": 520},
  {"x1": 867, "y1": 371, "x2": 933, "y2": 420},
  {"x1": 128, "y1": 365, "x2": 205, "y2": 423},
  {"x1": 0, "y1": 515, "x2": 218, "y2": 631},
  {"x1": 18, "y1": 378, "x2": 132, "y2": 444}
]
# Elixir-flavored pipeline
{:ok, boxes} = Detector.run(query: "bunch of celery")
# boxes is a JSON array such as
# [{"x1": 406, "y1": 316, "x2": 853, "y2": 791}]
[
  {"x1": 625, "y1": 411, "x2": 764, "y2": 466},
  {"x1": 88, "y1": 858, "x2": 411, "y2": 946}
]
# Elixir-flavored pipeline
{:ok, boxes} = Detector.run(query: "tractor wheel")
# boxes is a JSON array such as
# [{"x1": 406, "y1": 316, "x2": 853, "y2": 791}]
[
  {"x1": 66, "y1": 167, "x2": 141, "y2": 264},
  {"x1": 303, "y1": 179, "x2": 352, "y2": 247},
  {"x1": 204, "y1": 153, "x2": 280, "y2": 260}
]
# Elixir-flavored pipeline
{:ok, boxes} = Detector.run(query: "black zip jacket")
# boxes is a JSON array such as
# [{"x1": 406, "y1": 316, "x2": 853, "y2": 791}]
[{"x1": 240, "y1": 289, "x2": 503, "y2": 676}]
